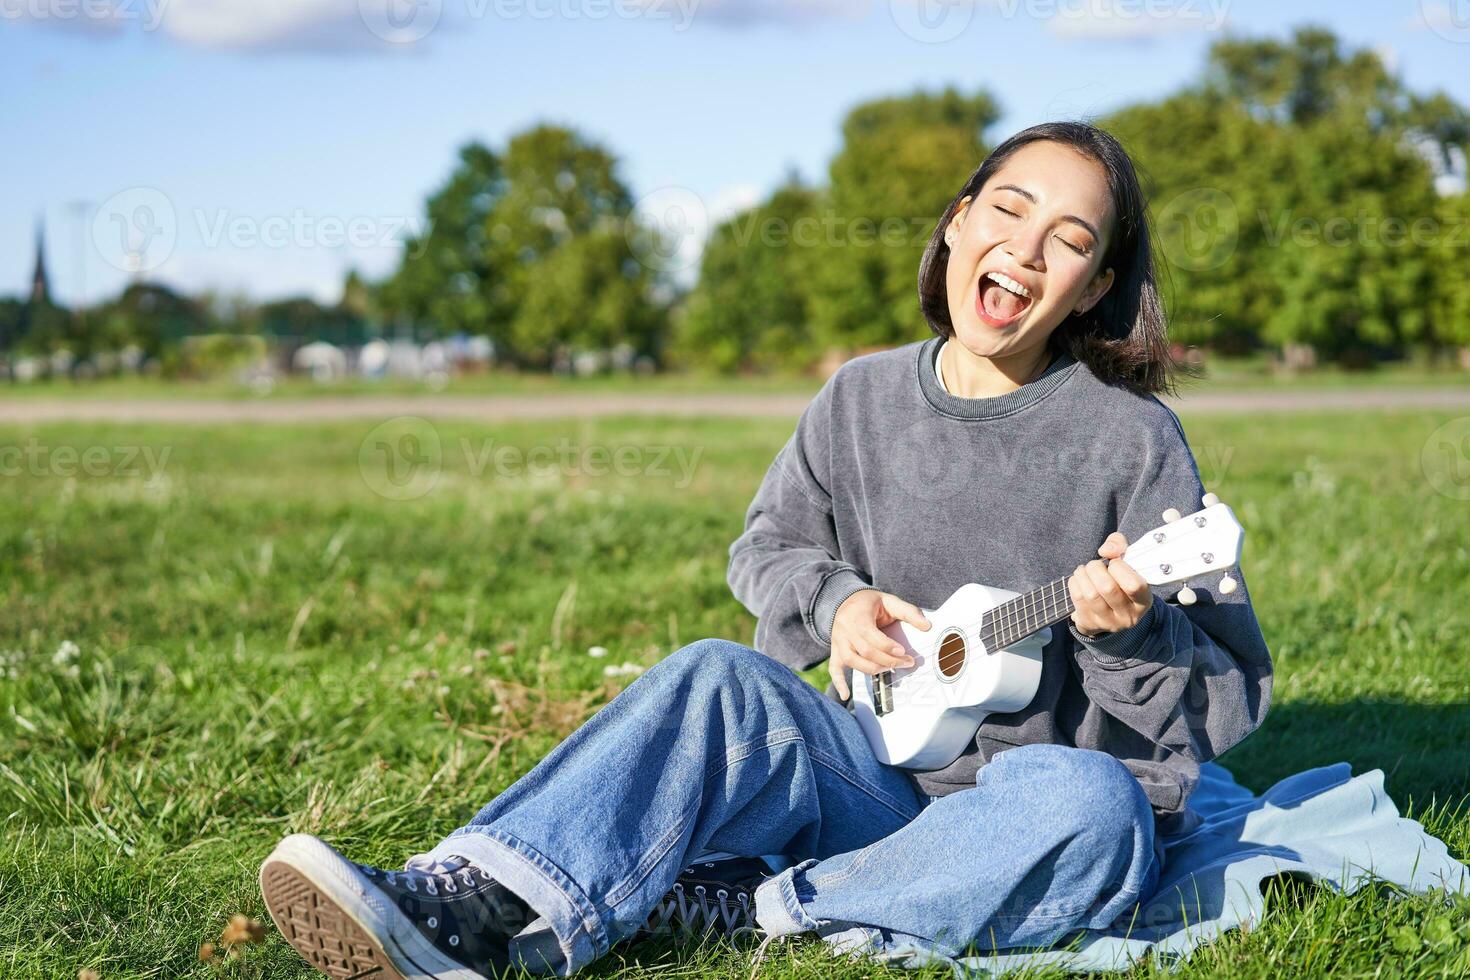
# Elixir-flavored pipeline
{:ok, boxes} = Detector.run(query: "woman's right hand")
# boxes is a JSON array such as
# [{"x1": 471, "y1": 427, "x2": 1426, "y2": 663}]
[{"x1": 828, "y1": 589, "x2": 931, "y2": 701}]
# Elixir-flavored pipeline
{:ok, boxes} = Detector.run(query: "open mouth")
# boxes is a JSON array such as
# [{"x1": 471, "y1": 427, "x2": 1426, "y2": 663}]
[{"x1": 975, "y1": 272, "x2": 1034, "y2": 328}]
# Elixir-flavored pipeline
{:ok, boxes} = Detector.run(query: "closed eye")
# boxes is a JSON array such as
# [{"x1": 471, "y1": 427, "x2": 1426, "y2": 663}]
[
  {"x1": 1056, "y1": 236, "x2": 1088, "y2": 255},
  {"x1": 992, "y1": 205, "x2": 1017, "y2": 218}
]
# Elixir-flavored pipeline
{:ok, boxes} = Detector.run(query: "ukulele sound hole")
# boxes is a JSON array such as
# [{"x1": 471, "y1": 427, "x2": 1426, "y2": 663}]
[{"x1": 936, "y1": 629, "x2": 967, "y2": 680}]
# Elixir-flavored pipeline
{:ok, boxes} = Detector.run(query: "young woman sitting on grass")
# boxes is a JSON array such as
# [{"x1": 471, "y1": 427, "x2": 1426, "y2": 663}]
[{"x1": 258, "y1": 121, "x2": 1273, "y2": 979}]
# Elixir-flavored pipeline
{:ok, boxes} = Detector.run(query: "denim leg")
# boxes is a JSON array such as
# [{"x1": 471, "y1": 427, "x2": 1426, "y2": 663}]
[
  {"x1": 411, "y1": 638, "x2": 924, "y2": 975},
  {"x1": 753, "y1": 742, "x2": 1161, "y2": 960}
]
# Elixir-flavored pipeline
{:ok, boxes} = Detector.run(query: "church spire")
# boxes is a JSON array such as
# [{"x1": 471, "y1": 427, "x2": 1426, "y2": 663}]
[{"x1": 30, "y1": 215, "x2": 51, "y2": 305}]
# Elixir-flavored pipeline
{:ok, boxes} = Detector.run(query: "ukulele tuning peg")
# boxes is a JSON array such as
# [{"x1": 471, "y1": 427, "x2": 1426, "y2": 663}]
[
  {"x1": 1202, "y1": 492, "x2": 1220, "y2": 507},
  {"x1": 1162, "y1": 507, "x2": 1182, "y2": 523},
  {"x1": 1177, "y1": 585, "x2": 1198, "y2": 606},
  {"x1": 1218, "y1": 574, "x2": 1238, "y2": 595}
]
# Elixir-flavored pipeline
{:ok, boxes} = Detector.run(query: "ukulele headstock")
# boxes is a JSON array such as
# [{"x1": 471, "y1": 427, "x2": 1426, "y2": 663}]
[{"x1": 1121, "y1": 492, "x2": 1243, "y2": 604}]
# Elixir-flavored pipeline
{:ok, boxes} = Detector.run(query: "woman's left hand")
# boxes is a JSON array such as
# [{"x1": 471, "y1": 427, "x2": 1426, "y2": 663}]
[{"x1": 1069, "y1": 531, "x2": 1153, "y2": 638}]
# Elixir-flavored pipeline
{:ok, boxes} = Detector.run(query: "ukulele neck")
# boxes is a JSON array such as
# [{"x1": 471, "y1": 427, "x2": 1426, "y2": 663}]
[{"x1": 979, "y1": 576, "x2": 1075, "y2": 651}]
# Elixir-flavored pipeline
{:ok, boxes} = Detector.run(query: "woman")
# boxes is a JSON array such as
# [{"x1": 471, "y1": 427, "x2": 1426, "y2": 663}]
[{"x1": 259, "y1": 122, "x2": 1273, "y2": 978}]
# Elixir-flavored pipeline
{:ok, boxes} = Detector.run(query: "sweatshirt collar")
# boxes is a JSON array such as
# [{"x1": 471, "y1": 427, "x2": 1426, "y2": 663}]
[{"x1": 916, "y1": 334, "x2": 1080, "y2": 420}]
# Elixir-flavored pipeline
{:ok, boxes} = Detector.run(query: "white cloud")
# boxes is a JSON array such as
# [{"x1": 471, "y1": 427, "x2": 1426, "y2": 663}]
[
  {"x1": 1, "y1": 0, "x2": 447, "y2": 52},
  {"x1": 1035, "y1": 0, "x2": 1230, "y2": 41},
  {"x1": 160, "y1": 0, "x2": 364, "y2": 50},
  {"x1": 673, "y1": 0, "x2": 866, "y2": 27}
]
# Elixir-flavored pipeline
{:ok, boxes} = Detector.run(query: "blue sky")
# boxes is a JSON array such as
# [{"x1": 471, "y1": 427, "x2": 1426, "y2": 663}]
[{"x1": 4, "y1": 0, "x2": 1468, "y2": 306}]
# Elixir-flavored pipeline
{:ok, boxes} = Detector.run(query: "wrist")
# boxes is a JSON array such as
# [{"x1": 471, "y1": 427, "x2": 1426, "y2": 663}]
[{"x1": 811, "y1": 569, "x2": 872, "y2": 645}]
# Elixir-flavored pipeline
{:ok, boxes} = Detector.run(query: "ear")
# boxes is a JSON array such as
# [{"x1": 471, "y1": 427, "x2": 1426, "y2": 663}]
[
  {"x1": 944, "y1": 196, "x2": 973, "y2": 246},
  {"x1": 1073, "y1": 266, "x2": 1114, "y2": 316}
]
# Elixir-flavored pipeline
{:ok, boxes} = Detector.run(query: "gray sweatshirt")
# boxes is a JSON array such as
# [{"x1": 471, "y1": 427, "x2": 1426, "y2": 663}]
[{"x1": 726, "y1": 335, "x2": 1273, "y2": 836}]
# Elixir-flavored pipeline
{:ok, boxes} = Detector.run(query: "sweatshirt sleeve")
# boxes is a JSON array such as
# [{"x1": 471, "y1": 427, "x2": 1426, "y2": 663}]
[
  {"x1": 727, "y1": 382, "x2": 872, "y2": 671},
  {"x1": 1068, "y1": 404, "x2": 1274, "y2": 764}
]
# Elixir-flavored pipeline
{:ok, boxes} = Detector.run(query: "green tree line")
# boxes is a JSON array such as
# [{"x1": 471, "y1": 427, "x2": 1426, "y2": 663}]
[{"x1": 5, "y1": 25, "x2": 1468, "y2": 377}]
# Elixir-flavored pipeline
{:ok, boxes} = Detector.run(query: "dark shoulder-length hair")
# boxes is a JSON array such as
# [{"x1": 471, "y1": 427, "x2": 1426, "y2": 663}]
[{"x1": 917, "y1": 121, "x2": 1180, "y2": 397}]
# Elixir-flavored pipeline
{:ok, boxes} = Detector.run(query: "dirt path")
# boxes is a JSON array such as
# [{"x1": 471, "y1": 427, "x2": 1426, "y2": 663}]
[{"x1": 2, "y1": 387, "x2": 1469, "y2": 424}]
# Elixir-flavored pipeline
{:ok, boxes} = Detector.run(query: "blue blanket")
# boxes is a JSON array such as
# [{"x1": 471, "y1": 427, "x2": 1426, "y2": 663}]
[{"x1": 844, "y1": 761, "x2": 1469, "y2": 974}]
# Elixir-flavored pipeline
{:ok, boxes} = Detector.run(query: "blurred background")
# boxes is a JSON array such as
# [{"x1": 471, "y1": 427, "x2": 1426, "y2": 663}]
[
  {"x1": 5, "y1": 5, "x2": 1470, "y2": 978},
  {"x1": 4, "y1": 1, "x2": 1470, "y2": 387}
]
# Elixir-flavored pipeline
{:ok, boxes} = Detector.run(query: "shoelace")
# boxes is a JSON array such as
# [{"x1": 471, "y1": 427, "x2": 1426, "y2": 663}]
[
  {"x1": 749, "y1": 933, "x2": 792, "y2": 979},
  {"x1": 357, "y1": 855, "x2": 501, "y2": 956},
  {"x1": 644, "y1": 880, "x2": 757, "y2": 938},
  {"x1": 359, "y1": 857, "x2": 491, "y2": 896}
]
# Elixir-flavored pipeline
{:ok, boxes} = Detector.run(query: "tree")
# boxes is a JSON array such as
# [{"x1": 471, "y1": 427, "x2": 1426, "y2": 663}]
[
  {"x1": 671, "y1": 178, "x2": 822, "y2": 373},
  {"x1": 91, "y1": 284, "x2": 207, "y2": 359},
  {"x1": 487, "y1": 124, "x2": 663, "y2": 366},
  {"x1": 0, "y1": 298, "x2": 27, "y2": 355},
  {"x1": 1427, "y1": 190, "x2": 1470, "y2": 352},
  {"x1": 378, "y1": 126, "x2": 668, "y2": 368},
  {"x1": 510, "y1": 228, "x2": 665, "y2": 366},
  {"x1": 378, "y1": 142, "x2": 508, "y2": 341},
  {"x1": 807, "y1": 88, "x2": 1000, "y2": 352},
  {"x1": 257, "y1": 296, "x2": 367, "y2": 347},
  {"x1": 1108, "y1": 27, "x2": 1465, "y2": 363}
]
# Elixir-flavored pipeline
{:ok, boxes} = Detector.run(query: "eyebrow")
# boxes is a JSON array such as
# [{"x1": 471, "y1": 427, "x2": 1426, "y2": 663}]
[{"x1": 992, "y1": 183, "x2": 1102, "y2": 244}]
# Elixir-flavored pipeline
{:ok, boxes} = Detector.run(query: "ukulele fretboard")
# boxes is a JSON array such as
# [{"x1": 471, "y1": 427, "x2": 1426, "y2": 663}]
[{"x1": 979, "y1": 576, "x2": 1074, "y2": 651}]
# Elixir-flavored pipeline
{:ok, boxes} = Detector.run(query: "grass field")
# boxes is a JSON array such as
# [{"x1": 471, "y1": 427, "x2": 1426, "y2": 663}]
[{"x1": 2, "y1": 407, "x2": 1469, "y2": 978}]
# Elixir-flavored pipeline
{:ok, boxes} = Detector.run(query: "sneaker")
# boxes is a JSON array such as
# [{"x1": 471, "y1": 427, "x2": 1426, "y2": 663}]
[
  {"x1": 639, "y1": 856, "x2": 769, "y2": 941},
  {"x1": 260, "y1": 834, "x2": 532, "y2": 979}
]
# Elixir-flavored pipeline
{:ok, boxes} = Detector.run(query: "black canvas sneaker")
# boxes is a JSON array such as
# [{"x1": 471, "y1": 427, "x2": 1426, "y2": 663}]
[
  {"x1": 639, "y1": 855, "x2": 770, "y2": 941},
  {"x1": 260, "y1": 834, "x2": 532, "y2": 979}
]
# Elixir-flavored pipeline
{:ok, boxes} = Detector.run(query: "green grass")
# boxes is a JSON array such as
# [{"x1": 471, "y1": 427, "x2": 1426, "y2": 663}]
[{"x1": 1, "y1": 408, "x2": 1468, "y2": 979}]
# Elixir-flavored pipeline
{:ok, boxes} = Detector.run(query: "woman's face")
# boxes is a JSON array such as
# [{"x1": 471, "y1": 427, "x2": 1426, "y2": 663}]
[{"x1": 943, "y1": 140, "x2": 1117, "y2": 360}]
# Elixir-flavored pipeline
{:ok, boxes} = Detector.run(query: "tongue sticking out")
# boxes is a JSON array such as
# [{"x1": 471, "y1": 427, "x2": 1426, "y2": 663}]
[{"x1": 982, "y1": 280, "x2": 1030, "y2": 320}]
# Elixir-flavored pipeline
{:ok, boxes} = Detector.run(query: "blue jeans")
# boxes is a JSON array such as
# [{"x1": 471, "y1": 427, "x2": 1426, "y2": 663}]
[{"x1": 411, "y1": 638, "x2": 1163, "y2": 974}]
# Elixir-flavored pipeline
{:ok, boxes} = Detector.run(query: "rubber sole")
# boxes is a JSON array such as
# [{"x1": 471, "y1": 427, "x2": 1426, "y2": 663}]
[
  {"x1": 261, "y1": 858, "x2": 407, "y2": 980},
  {"x1": 259, "y1": 834, "x2": 488, "y2": 980}
]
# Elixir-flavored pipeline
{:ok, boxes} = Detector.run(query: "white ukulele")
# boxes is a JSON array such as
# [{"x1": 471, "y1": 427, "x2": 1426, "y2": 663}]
[{"x1": 851, "y1": 494, "x2": 1245, "y2": 770}]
